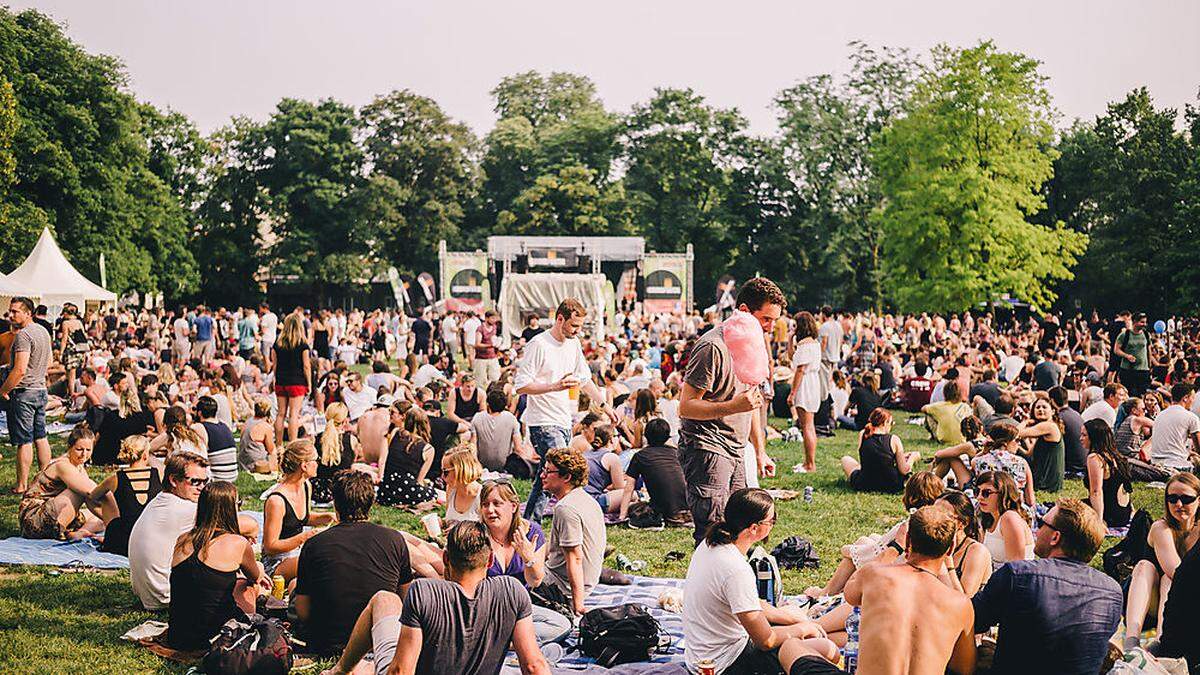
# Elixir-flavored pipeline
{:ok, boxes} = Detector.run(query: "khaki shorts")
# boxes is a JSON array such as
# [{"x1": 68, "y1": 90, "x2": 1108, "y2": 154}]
[{"x1": 19, "y1": 496, "x2": 82, "y2": 540}]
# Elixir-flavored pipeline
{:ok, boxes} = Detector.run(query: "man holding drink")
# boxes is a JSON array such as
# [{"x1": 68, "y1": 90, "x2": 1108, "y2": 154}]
[{"x1": 516, "y1": 298, "x2": 614, "y2": 521}]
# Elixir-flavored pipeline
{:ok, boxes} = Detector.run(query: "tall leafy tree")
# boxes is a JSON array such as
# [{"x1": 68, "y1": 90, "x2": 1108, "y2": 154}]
[
  {"x1": 624, "y1": 88, "x2": 749, "y2": 294},
  {"x1": 0, "y1": 76, "x2": 17, "y2": 243},
  {"x1": 358, "y1": 90, "x2": 478, "y2": 274},
  {"x1": 873, "y1": 42, "x2": 1087, "y2": 313}
]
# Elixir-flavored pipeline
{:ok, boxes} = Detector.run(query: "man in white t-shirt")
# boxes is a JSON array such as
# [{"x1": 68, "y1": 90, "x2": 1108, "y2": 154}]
[
  {"x1": 340, "y1": 372, "x2": 378, "y2": 422},
  {"x1": 171, "y1": 308, "x2": 191, "y2": 366},
  {"x1": 683, "y1": 488, "x2": 834, "y2": 673},
  {"x1": 259, "y1": 303, "x2": 279, "y2": 356},
  {"x1": 515, "y1": 298, "x2": 614, "y2": 521},
  {"x1": 1080, "y1": 383, "x2": 1125, "y2": 428},
  {"x1": 412, "y1": 353, "x2": 450, "y2": 389},
  {"x1": 441, "y1": 311, "x2": 460, "y2": 360},
  {"x1": 461, "y1": 312, "x2": 482, "y2": 367},
  {"x1": 1150, "y1": 383, "x2": 1200, "y2": 471}
]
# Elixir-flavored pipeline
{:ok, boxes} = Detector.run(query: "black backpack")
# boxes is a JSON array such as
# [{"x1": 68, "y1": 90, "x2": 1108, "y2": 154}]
[
  {"x1": 578, "y1": 603, "x2": 663, "y2": 667},
  {"x1": 771, "y1": 536, "x2": 821, "y2": 570},
  {"x1": 627, "y1": 501, "x2": 665, "y2": 530},
  {"x1": 202, "y1": 614, "x2": 292, "y2": 675},
  {"x1": 1103, "y1": 510, "x2": 1152, "y2": 583}
]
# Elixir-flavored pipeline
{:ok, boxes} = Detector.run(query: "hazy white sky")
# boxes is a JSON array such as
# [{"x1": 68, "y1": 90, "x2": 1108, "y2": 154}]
[{"x1": 10, "y1": 0, "x2": 1199, "y2": 136}]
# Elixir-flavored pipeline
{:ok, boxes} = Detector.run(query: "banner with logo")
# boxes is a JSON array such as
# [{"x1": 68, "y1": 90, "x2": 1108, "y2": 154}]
[
  {"x1": 440, "y1": 250, "x2": 490, "y2": 310},
  {"x1": 642, "y1": 253, "x2": 691, "y2": 314}
]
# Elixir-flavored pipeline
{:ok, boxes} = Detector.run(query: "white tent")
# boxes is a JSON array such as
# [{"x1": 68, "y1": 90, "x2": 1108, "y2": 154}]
[
  {"x1": 497, "y1": 273, "x2": 607, "y2": 342},
  {"x1": 3, "y1": 227, "x2": 117, "y2": 311}
]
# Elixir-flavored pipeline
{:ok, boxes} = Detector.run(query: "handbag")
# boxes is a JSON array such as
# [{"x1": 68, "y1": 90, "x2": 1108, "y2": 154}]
[{"x1": 202, "y1": 613, "x2": 292, "y2": 675}]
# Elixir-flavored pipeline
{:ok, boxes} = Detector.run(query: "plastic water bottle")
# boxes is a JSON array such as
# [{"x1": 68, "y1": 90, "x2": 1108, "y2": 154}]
[
  {"x1": 754, "y1": 556, "x2": 776, "y2": 606},
  {"x1": 803, "y1": 486, "x2": 814, "y2": 503},
  {"x1": 843, "y1": 606, "x2": 860, "y2": 673}
]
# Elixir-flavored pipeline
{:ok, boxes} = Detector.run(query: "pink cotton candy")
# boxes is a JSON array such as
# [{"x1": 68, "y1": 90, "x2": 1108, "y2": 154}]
[{"x1": 722, "y1": 310, "x2": 769, "y2": 386}]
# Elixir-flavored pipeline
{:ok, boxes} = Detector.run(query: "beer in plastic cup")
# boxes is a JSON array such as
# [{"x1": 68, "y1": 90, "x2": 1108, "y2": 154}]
[
  {"x1": 422, "y1": 513, "x2": 442, "y2": 539},
  {"x1": 568, "y1": 385, "x2": 579, "y2": 401}
]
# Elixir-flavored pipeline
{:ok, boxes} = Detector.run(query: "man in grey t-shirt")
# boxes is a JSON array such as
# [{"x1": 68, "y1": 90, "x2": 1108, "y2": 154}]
[
  {"x1": 320, "y1": 521, "x2": 548, "y2": 675},
  {"x1": 470, "y1": 387, "x2": 525, "y2": 471},
  {"x1": 535, "y1": 447, "x2": 606, "y2": 616},
  {"x1": 1, "y1": 297, "x2": 53, "y2": 493},
  {"x1": 679, "y1": 278, "x2": 784, "y2": 544}
]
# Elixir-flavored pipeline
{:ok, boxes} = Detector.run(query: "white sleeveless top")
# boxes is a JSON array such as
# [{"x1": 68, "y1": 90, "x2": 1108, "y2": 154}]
[
  {"x1": 983, "y1": 520, "x2": 1033, "y2": 569},
  {"x1": 444, "y1": 486, "x2": 480, "y2": 523}
]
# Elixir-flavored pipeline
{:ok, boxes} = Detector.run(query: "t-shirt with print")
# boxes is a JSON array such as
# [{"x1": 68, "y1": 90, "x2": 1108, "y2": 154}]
[
  {"x1": 678, "y1": 325, "x2": 752, "y2": 461},
  {"x1": 682, "y1": 541, "x2": 762, "y2": 673},
  {"x1": 1150, "y1": 405, "x2": 1200, "y2": 470},
  {"x1": 11, "y1": 322, "x2": 50, "y2": 389},
  {"x1": 544, "y1": 487, "x2": 605, "y2": 604},
  {"x1": 397, "y1": 576, "x2": 531, "y2": 675}
]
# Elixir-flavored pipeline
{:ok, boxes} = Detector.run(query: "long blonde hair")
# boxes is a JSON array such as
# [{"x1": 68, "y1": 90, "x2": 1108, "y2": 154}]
[
  {"x1": 157, "y1": 362, "x2": 177, "y2": 386},
  {"x1": 117, "y1": 379, "x2": 142, "y2": 418},
  {"x1": 443, "y1": 448, "x2": 483, "y2": 487},
  {"x1": 277, "y1": 313, "x2": 306, "y2": 351},
  {"x1": 321, "y1": 403, "x2": 348, "y2": 466}
]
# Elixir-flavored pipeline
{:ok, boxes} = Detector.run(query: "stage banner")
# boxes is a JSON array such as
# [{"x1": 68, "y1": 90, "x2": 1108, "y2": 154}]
[
  {"x1": 527, "y1": 247, "x2": 578, "y2": 269},
  {"x1": 440, "y1": 250, "x2": 489, "y2": 310},
  {"x1": 642, "y1": 253, "x2": 690, "y2": 314}
]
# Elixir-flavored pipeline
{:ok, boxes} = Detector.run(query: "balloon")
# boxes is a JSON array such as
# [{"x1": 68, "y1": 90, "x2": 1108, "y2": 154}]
[
  {"x1": 722, "y1": 310, "x2": 769, "y2": 386},
  {"x1": 1154, "y1": 320, "x2": 1166, "y2": 334}
]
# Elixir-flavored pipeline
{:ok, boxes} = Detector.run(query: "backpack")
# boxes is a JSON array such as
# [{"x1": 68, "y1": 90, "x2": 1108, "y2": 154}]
[
  {"x1": 202, "y1": 614, "x2": 292, "y2": 675},
  {"x1": 626, "y1": 501, "x2": 665, "y2": 530},
  {"x1": 771, "y1": 536, "x2": 821, "y2": 570},
  {"x1": 749, "y1": 545, "x2": 783, "y2": 605},
  {"x1": 578, "y1": 603, "x2": 664, "y2": 667},
  {"x1": 1104, "y1": 510, "x2": 1152, "y2": 583}
]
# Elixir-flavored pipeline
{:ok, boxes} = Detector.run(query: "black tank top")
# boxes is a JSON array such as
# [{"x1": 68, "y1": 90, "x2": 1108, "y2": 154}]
[
  {"x1": 274, "y1": 343, "x2": 309, "y2": 386},
  {"x1": 115, "y1": 466, "x2": 161, "y2": 518},
  {"x1": 455, "y1": 388, "x2": 481, "y2": 421},
  {"x1": 858, "y1": 433, "x2": 905, "y2": 492},
  {"x1": 167, "y1": 547, "x2": 243, "y2": 650},
  {"x1": 268, "y1": 483, "x2": 310, "y2": 539},
  {"x1": 385, "y1": 431, "x2": 426, "y2": 477}
]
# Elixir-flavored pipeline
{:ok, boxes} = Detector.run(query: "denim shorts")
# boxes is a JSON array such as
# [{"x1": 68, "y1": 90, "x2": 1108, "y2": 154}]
[{"x1": 8, "y1": 388, "x2": 47, "y2": 445}]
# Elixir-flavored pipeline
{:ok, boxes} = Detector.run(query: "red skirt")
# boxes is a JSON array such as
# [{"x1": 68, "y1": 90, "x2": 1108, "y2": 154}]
[{"x1": 274, "y1": 384, "x2": 309, "y2": 397}]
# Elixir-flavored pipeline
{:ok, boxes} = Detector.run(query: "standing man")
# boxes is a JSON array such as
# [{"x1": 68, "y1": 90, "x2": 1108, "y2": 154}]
[
  {"x1": 473, "y1": 310, "x2": 501, "y2": 388},
  {"x1": 1113, "y1": 312, "x2": 1151, "y2": 396},
  {"x1": 191, "y1": 305, "x2": 215, "y2": 365},
  {"x1": 462, "y1": 310, "x2": 481, "y2": 369},
  {"x1": 1, "y1": 297, "x2": 53, "y2": 494},
  {"x1": 679, "y1": 278, "x2": 784, "y2": 545},
  {"x1": 516, "y1": 299, "x2": 613, "y2": 522},
  {"x1": 259, "y1": 302, "x2": 278, "y2": 359},
  {"x1": 441, "y1": 310, "x2": 460, "y2": 362},
  {"x1": 815, "y1": 306, "x2": 843, "y2": 434},
  {"x1": 171, "y1": 305, "x2": 191, "y2": 367},
  {"x1": 236, "y1": 307, "x2": 259, "y2": 359}
]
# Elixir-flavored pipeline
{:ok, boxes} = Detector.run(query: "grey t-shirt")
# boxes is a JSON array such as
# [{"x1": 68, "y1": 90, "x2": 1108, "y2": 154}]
[
  {"x1": 818, "y1": 319, "x2": 843, "y2": 363},
  {"x1": 544, "y1": 487, "x2": 606, "y2": 603},
  {"x1": 399, "y1": 576, "x2": 531, "y2": 674},
  {"x1": 679, "y1": 326, "x2": 752, "y2": 460},
  {"x1": 471, "y1": 411, "x2": 519, "y2": 471},
  {"x1": 12, "y1": 322, "x2": 51, "y2": 390}
]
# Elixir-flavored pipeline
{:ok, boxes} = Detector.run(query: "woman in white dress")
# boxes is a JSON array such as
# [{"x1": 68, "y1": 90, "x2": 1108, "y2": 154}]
[{"x1": 790, "y1": 311, "x2": 822, "y2": 473}]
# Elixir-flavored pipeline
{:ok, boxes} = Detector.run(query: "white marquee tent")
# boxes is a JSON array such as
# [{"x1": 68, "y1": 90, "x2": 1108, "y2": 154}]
[{"x1": 2, "y1": 227, "x2": 117, "y2": 311}]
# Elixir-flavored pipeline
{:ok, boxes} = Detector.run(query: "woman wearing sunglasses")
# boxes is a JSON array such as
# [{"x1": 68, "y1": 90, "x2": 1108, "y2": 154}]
[
  {"x1": 975, "y1": 470, "x2": 1033, "y2": 569},
  {"x1": 1123, "y1": 472, "x2": 1200, "y2": 649}
]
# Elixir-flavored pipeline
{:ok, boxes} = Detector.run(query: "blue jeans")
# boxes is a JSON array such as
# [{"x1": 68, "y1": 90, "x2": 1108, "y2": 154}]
[
  {"x1": 531, "y1": 604, "x2": 573, "y2": 645},
  {"x1": 8, "y1": 388, "x2": 47, "y2": 445},
  {"x1": 523, "y1": 425, "x2": 571, "y2": 521}
]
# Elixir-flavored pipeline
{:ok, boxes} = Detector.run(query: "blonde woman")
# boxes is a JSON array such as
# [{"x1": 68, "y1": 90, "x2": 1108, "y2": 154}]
[
  {"x1": 442, "y1": 448, "x2": 483, "y2": 523},
  {"x1": 261, "y1": 439, "x2": 336, "y2": 582},
  {"x1": 91, "y1": 435, "x2": 162, "y2": 555},
  {"x1": 271, "y1": 313, "x2": 311, "y2": 445},
  {"x1": 18, "y1": 426, "x2": 105, "y2": 540},
  {"x1": 156, "y1": 362, "x2": 180, "y2": 403},
  {"x1": 313, "y1": 403, "x2": 373, "y2": 503},
  {"x1": 150, "y1": 405, "x2": 207, "y2": 459}
]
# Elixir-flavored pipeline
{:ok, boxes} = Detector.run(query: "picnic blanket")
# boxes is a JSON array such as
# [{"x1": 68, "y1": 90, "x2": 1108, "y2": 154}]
[
  {"x1": 0, "y1": 410, "x2": 75, "y2": 438},
  {"x1": 502, "y1": 575, "x2": 690, "y2": 674},
  {"x1": 0, "y1": 511, "x2": 267, "y2": 569}
]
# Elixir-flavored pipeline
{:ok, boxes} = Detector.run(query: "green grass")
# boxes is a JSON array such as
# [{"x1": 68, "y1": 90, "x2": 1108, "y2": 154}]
[{"x1": 0, "y1": 414, "x2": 1166, "y2": 673}]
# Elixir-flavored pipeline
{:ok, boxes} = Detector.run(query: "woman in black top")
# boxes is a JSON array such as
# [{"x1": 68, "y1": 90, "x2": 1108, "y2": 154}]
[
  {"x1": 262, "y1": 439, "x2": 336, "y2": 582},
  {"x1": 91, "y1": 435, "x2": 162, "y2": 555},
  {"x1": 841, "y1": 371, "x2": 884, "y2": 431},
  {"x1": 311, "y1": 310, "x2": 332, "y2": 361},
  {"x1": 840, "y1": 408, "x2": 920, "y2": 493},
  {"x1": 1082, "y1": 418, "x2": 1134, "y2": 528},
  {"x1": 313, "y1": 402, "x2": 366, "y2": 503},
  {"x1": 272, "y1": 313, "x2": 312, "y2": 445},
  {"x1": 167, "y1": 482, "x2": 269, "y2": 651},
  {"x1": 376, "y1": 405, "x2": 437, "y2": 506},
  {"x1": 92, "y1": 373, "x2": 155, "y2": 466}
]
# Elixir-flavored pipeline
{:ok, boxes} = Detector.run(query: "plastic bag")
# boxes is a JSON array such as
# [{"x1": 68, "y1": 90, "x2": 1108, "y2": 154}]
[{"x1": 722, "y1": 310, "x2": 769, "y2": 386}]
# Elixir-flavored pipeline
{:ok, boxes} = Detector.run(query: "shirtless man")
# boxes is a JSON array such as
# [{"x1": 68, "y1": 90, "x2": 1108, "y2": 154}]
[
  {"x1": 779, "y1": 504, "x2": 975, "y2": 675},
  {"x1": 353, "y1": 402, "x2": 391, "y2": 464}
]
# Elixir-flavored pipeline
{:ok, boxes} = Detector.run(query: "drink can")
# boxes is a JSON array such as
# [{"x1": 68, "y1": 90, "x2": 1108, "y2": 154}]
[
  {"x1": 422, "y1": 513, "x2": 443, "y2": 539},
  {"x1": 803, "y1": 486, "x2": 814, "y2": 503},
  {"x1": 696, "y1": 659, "x2": 716, "y2": 675},
  {"x1": 272, "y1": 575, "x2": 285, "y2": 600}
]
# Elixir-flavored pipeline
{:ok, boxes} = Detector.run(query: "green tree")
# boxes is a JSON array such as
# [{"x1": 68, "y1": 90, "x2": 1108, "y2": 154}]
[
  {"x1": 358, "y1": 90, "x2": 478, "y2": 274},
  {"x1": 0, "y1": 76, "x2": 16, "y2": 237},
  {"x1": 771, "y1": 43, "x2": 918, "y2": 308},
  {"x1": 624, "y1": 88, "x2": 748, "y2": 294},
  {"x1": 873, "y1": 42, "x2": 1086, "y2": 313}
]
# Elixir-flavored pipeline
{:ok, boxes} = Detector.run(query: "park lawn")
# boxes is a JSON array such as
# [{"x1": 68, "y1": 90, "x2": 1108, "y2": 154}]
[{"x1": 0, "y1": 413, "x2": 1166, "y2": 674}]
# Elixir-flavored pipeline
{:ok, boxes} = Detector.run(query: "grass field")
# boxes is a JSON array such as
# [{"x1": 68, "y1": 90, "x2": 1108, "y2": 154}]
[{"x1": 0, "y1": 412, "x2": 1167, "y2": 674}]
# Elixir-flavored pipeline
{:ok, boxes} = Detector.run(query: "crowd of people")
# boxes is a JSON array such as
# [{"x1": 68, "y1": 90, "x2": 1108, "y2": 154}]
[{"x1": 2, "y1": 282, "x2": 1200, "y2": 673}]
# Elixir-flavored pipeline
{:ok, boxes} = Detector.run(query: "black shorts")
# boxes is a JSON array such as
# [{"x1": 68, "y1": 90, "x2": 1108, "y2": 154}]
[{"x1": 789, "y1": 656, "x2": 848, "y2": 675}]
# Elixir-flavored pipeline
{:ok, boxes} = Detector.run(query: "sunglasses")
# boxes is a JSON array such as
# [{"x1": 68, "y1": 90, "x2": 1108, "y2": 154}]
[
  {"x1": 1035, "y1": 515, "x2": 1058, "y2": 531},
  {"x1": 1166, "y1": 494, "x2": 1199, "y2": 506},
  {"x1": 977, "y1": 488, "x2": 998, "y2": 498},
  {"x1": 185, "y1": 476, "x2": 209, "y2": 487}
]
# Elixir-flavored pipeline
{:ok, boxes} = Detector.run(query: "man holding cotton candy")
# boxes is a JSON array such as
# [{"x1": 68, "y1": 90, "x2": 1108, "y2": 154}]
[{"x1": 679, "y1": 277, "x2": 785, "y2": 545}]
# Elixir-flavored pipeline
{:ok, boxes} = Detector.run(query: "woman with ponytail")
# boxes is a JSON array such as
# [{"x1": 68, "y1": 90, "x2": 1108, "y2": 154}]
[
  {"x1": 683, "y1": 487, "x2": 835, "y2": 673},
  {"x1": 1083, "y1": 418, "x2": 1133, "y2": 528},
  {"x1": 840, "y1": 408, "x2": 920, "y2": 493},
  {"x1": 970, "y1": 422, "x2": 1036, "y2": 509},
  {"x1": 312, "y1": 403, "x2": 369, "y2": 503}
]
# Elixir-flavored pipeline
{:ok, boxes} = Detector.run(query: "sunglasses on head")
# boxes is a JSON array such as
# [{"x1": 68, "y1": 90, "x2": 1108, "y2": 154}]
[{"x1": 1167, "y1": 493, "x2": 1198, "y2": 506}]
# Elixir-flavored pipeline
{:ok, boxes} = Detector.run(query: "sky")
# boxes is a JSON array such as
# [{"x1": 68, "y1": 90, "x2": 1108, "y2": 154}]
[{"x1": 9, "y1": 0, "x2": 1199, "y2": 136}]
